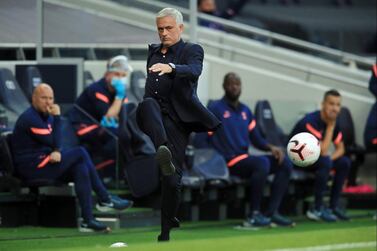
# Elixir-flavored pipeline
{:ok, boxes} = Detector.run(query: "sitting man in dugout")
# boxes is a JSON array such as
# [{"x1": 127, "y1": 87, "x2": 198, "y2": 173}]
[
  {"x1": 68, "y1": 55, "x2": 131, "y2": 179},
  {"x1": 11, "y1": 83, "x2": 132, "y2": 232},
  {"x1": 290, "y1": 89, "x2": 351, "y2": 222},
  {"x1": 201, "y1": 72, "x2": 295, "y2": 227}
]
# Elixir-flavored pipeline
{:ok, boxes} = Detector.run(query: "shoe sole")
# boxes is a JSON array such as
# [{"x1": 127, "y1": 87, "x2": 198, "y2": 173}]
[
  {"x1": 79, "y1": 226, "x2": 111, "y2": 233},
  {"x1": 242, "y1": 221, "x2": 272, "y2": 228},
  {"x1": 306, "y1": 211, "x2": 320, "y2": 221},
  {"x1": 156, "y1": 146, "x2": 175, "y2": 176},
  {"x1": 271, "y1": 222, "x2": 296, "y2": 228},
  {"x1": 96, "y1": 201, "x2": 134, "y2": 213}
]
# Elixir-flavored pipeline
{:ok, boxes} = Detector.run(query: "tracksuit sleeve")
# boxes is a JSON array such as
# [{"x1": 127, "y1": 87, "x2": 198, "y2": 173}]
[{"x1": 249, "y1": 126, "x2": 270, "y2": 151}]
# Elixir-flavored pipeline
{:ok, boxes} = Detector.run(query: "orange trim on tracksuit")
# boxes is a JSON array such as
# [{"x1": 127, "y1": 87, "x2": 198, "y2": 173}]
[
  {"x1": 334, "y1": 132, "x2": 343, "y2": 145},
  {"x1": 95, "y1": 159, "x2": 115, "y2": 170},
  {"x1": 227, "y1": 154, "x2": 249, "y2": 167},
  {"x1": 373, "y1": 64, "x2": 377, "y2": 77},
  {"x1": 248, "y1": 119, "x2": 256, "y2": 132},
  {"x1": 37, "y1": 156, "x2": 51, "y2": 169},
  {"x1": 76, "y1": 124, "x2": 99, "y2": 136},
  {"x1": 305, "y1": 123, "x2": 322, "y2": 139},
  {"x1": 372, "y1": 138, "x2": 377, "y2": 145},
  {"x1": 95, "y1": 92, "x2": 109, "y2": 103},
  {"x1": 31, "y1": 127, "x2": 52, "y2": 135}
]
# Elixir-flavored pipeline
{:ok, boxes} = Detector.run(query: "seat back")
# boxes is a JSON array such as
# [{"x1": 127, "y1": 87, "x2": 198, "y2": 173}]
[
  {"x1": 83, "y1": 70, "x2": 95, "y2": 87},
  {"x1": 254, "y1": 100, "x2": 286, "y2": 147},
  {"x1": 337, "y1": 106, "x2": 355, "y2": 147},
  {"x1": 0, "y1": 132, "x2": 15, "y2": 176},
  {"x1": 192, "y1": 148, "x2": 230, "y2": 184},
  {"x1": 130, "y1": 70, "x2": 146, "y2": 102},
  {"x1": 60, "y1": 116, "x2": 80, "y2": 148},
  {"x1": 0, "y1": 68, "x2": 30, "y2": 115},
  {"x1": 17, "y1": 66, "x2": 43, "y2": 102}
]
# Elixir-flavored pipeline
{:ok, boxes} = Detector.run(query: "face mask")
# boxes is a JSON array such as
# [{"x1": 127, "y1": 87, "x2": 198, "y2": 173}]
[{"x1": 111, "y1": 77, "x2": 127, "y2": 87}]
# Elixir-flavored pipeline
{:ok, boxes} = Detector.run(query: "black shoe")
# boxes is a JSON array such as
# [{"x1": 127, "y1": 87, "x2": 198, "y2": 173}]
[
  {"x1": 79, "y1": 219, "x2": 111, "y2": 233},
  {"x1": 157, "y1": 233, "x2": 170, "y2": 242},
  {"x1": 156, "y1": 145, "x2": 175, "y2": 176},
  {"x1": 158, "y1": 217, "x2": 180, "y2": 242}
]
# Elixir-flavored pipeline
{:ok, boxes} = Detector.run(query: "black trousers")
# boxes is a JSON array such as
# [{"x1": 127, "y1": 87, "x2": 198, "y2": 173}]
[{"x1": 137, "y1": 98, "x2": 189, "y2": 230}]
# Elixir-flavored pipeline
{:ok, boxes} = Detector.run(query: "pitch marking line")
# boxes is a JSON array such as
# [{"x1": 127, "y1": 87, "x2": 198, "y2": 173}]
[{"x1": 269, "y1": 241, "x2": 376, "y2": 251}]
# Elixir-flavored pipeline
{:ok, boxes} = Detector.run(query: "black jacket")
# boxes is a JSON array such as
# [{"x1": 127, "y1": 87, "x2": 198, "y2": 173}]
[{"x1": 146, "y1": 41, "x2": 221, "y2": 132}]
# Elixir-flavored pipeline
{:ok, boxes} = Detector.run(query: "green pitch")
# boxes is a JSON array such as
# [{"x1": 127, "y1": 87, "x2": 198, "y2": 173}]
[{"x1": 0, "y1": 212, "x2": 375, "y2": 251}]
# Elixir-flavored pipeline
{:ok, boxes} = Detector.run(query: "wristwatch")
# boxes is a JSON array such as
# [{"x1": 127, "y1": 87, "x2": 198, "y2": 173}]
[{"x1": 168, "y1": 63, "x2": 176, "y2": 74}]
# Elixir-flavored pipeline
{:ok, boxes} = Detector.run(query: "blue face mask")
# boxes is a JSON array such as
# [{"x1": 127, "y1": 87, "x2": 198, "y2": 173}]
[
  {"x1": 111, "y1": 77, "x2": 127, "y2": 87},
  {"x1": 111, "y1": 77, "x2": 127, "y2": 99}
]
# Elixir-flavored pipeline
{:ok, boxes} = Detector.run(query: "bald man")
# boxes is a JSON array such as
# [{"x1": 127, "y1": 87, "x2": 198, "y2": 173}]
[{"x1": 11, "y1": 84, "x2": 132, "y2": 232}]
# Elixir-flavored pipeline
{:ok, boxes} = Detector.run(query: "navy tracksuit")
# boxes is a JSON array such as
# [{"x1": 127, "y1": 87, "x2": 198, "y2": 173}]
[
  {"x1": 68, "y1": 79, "x2": 128, "y2": 174},
  {"x1": 11, "y1": 107, "x2": 110, "y2": 222},
  {"x1": 207, "y1": 97, "x2": 292, "y2": 216},
  {"x1": 290, "y1": 111, "x2": 351, "y2": 210}
]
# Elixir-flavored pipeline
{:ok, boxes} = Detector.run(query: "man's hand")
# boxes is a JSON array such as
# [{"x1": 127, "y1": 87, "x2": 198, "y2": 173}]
[
  {"x1": 111, "y1": 78, "x2": 127, "y2": 99},
  {"x1": 47, "y1": 104, "x2": 61, "y2": 116},
  {"x1": 149, "y1": 63, "x2": 172, "y2": 76},
  {"x1": 270, "y1": 145, "x2": 285, "y2": 165},
  {"x1": 101, "y1": 116, "x2": 119, "y2": 128},
  {"x1": 49, "y1": 151, "x2": 61, "y2": 163}
]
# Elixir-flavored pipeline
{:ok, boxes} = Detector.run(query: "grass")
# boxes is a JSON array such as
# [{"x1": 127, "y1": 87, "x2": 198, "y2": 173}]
[{"x1": 0, "y1": 211, "x2": 375, "y2": 251}]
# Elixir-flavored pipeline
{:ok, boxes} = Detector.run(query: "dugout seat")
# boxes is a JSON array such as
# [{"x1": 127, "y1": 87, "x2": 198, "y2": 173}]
[
  {"x1": 254, "y1": 100, "x2": 287, "y2": 147},
  {"x1": 130, "y1": 70, "x2": 146, "y2": 103},
  {"x1": 17, "y1": 66, "x2": 43, "y2": 102},
  {"x1": 0, "y1": 132, "x2": 67, "y2": 192},
  {"x1": 0, "y1": 68, "x2": 30, "y2": 115},
  {"x1": 84, "y1": 70, "x2": 95, "y2": 87},
  {"x1": 337, "y1": 106, "x2": 366, "y2": 187}
]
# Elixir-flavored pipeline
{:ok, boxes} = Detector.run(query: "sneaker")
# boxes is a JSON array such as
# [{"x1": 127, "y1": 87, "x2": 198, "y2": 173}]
[
  {"x1": 79, "y1": 219, "x2": 110, "y2": 233},
  {"x1": 270, "y1": 213, "x2": 296, "y2": 227},
  {"x1": 306, "y1": 208, "x2": 337, "y2": 222},
  {"x1": 156, "y1": 145, "x2": 175, "y2": 176},
  {"x1": 331, "y1": 207, "x2": 350, "y2": 221},
  {"x1": 243, "y1": 212, "x2": 271, "y2": 228},
  {"x1": 96, "y1": 195, "x2": 133, "y2": 212}
]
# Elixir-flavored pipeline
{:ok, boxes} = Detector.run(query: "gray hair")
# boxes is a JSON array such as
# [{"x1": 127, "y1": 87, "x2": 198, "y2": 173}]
[{"x1": 156, "y1": 8, "x2": 183, "y2": 25}]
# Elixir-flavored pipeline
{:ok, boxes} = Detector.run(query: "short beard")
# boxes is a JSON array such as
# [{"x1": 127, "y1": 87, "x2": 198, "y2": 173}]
[{"x1": 225, "y1": 92, "x2": 240, "y2": 102}]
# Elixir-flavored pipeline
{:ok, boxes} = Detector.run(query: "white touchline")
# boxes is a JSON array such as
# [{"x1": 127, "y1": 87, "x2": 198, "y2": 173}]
[{"x1": 269, "y1": 241, "x2": 376, "y2": 251}]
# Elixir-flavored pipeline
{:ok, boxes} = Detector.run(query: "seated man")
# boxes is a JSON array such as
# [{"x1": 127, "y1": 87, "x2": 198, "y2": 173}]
[
  {"x1": 290, "y1": 89, "x2": 351, "y2": 222},
  {"x1": 205, "y1": 72, "x2": 294, "y2": 227},
  {"x1": 68, "y1": 55, "x2": 130, "y2": 178},
  {"x1": 197, "y1": 0, "x2": 248, "y2": 30},
  {"x1": 11, "y1": 84, "x2": 132, "y2": 232},
  {"x1": 364, "y1": 64, "x2": 377, "y2": 151}
]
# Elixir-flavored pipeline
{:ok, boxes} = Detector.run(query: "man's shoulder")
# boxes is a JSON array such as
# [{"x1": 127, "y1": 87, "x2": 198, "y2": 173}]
[
  {"x1": 305, "y1": 110, "x2": 320, "y2": 121},
  {"x1": 15, "y1": 107, "x2": 34, "y2": 126},
  {"x1": 184, "y1": 42, "x2": 203, "y2": 54},
  {"x1": 85, "y1": 79, "x2": 107, "y2": 94},
  {"x1": 208, "y1": 99, "x2": 223, "y2": 109},
  {"x1": 239, "y1": 102, "x2": 252, "y2": 112}
]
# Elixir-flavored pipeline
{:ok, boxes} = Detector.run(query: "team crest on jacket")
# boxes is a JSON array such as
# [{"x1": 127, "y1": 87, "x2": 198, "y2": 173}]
[
  {"x1": 241, "y1": 112, "x2": 247, "y2": 120},
  {"x1": 223, "y1": 110, "x2": 231, "y2": 118}
]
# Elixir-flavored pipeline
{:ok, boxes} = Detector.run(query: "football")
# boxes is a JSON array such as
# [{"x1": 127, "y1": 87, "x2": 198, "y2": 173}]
[{"x1": 286, "y1": 132, "x2": 321, "y2": 167}]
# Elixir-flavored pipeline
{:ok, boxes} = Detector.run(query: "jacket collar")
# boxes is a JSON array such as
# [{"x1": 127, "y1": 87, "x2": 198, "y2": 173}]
[{"x1": 149, "y1": 39, "x2": 184, "y2": 54}]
